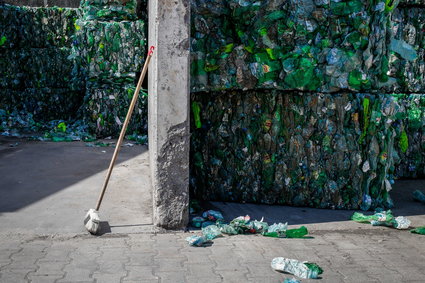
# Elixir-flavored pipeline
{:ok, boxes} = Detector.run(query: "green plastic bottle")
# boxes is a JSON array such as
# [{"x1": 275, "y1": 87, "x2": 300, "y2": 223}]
[{"x1": 285, "y1": 226, "x2": 308, "y2": 238}]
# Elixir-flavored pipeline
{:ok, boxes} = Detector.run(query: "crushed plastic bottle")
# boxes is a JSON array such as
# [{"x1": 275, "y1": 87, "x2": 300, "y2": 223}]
[
  {"x1": 352, "y1": 210, "x2": 411, "y2": 230},
  {"x1": 271, "y1": 257, "x2": 323, "y2": 279},
  {"x1": 285, "y1": 226, "x2": 309, "y2": 238},
  {"x1": 202, "y1": 210, "x2": 224, "y2": 222},
  {"x1": 191, "y1": 216, "x2": 205, "y2": 228},
  {"x1": 413, "y1": 190, "x2": 425, "y2": 204},
  {"x1": 411, "y1": 226, "x2": 425, "y2": 235},
  {"x1": 186, "y1": 235, "x2": 210, "y2": 247},
  {"x1": 202, "y1": 225, "x2": 223, "y2": 240}
]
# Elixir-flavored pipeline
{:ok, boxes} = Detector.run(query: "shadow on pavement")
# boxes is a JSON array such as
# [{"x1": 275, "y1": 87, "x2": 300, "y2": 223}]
[
  {"x1": 0, "y1": 137, "x2": 146, "y2": 212},
  {"x1": 209, "y1": 179, "x2": 425, "y2": 228}
]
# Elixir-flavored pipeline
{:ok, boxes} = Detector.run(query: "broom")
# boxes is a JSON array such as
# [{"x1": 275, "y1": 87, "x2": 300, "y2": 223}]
[{"x1": 84, "y1": 46, "x2": 155, "y2": 234}]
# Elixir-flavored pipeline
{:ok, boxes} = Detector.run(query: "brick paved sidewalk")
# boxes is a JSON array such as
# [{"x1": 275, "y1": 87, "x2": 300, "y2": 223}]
[{"x1": 1, "y1": 226, "x2": 425, "y2": 283}]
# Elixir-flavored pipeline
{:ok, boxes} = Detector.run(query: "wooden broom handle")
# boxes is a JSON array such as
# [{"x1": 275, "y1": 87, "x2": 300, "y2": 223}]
[{"x1": 95, "y1": 46, "x2": 155, "y2": 211}]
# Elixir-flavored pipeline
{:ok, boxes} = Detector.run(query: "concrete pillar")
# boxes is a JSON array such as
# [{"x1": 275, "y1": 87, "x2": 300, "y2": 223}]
[{"x1": 148, "y1": 0, "x2": 190, "y2": 229}]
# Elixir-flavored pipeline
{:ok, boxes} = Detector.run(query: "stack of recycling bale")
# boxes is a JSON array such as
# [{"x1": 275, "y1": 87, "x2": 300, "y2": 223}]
[
  {"x1": 392, "y1": 94, "x2": 425, "y2": 178},
  {"x1": 191, "y1": 0, "x2": 397, "y2": 93},
  {"x1": 190, "y1": 0, "x2": 425, "y2": 209},
  {"x1": 0, "y1": 4, "x2": 83, "y2": 121},
  {"x1": 388, "y1": 2, "x2": 425, "y2": 178},
  {"x1": 71, "y1": 0, "x2": 146, "y2": 137},
  {"x1": 191, "y1": 92, "x2": 401, "y2": 210}
]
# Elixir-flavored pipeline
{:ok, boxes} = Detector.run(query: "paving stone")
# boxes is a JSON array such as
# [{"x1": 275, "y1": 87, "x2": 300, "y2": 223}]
[
  {"x1": 31, "y1": 261, "x2": 66, "y2": 276},
  {"x1": 0, "y1": 271, "x2": 28, "y2": 283},
  {"x1": 185, "y1": 275, "x2": 222, "y2": 283},
  {"x1": 155, "y1": 271, "x2": 187, "y2": 283},
  {"x1": 214, "y1": 269, "x2": 249, "y2": 282},
  {"x1": 153, "y1": 258, "x2": 187, "y2": 273},
  {"x1": 124, "y1": 265, "x2": 158, "y2": 281},
  {"x1": 58, "y1": 266, "x2": 94, "y2": 282},
  {"x1": 92, "y1": 272, "x2": 126, "y2": 283},
  {"x1": 27, "y1": 274, "x2": 63, "y2": 283},
  {"x1": 185, "y1": 263, "x2": 218, "y2": 278},
  {"x1": 126, "y1": 252, "x2": 156, "y2": 266}
]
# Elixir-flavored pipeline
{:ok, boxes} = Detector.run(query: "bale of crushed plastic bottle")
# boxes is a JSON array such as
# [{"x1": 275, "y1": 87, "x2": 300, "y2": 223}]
[
  {"x1": 190, "y1": 0, "x2": 401, "y2": 93},
  {"x1": 80, "y1": 0, "x2": 137, "y2": 21},
  {"x1": 0, "y1": 4, "x2": 78, "y2": 49},
  {"x1": 82, "y1": 81, "x2": 147, "y2": 137},
  {"x1": 392, "y1": 94, "x2": 425, "y2": 178},
  {"x1": 70, "y1": 19, "x2": 146, "y2": 80},
  {"x1": 0, "y1": 88, "x2": 84, "y2": 121},
  {"x1": 0, "y1": 47, "x2": 82, "y2": 90},
  {"x1": 190, "y1": 91, "x2": 401, "y2": 210},
  {"x1": 384, "y1": 7, "x2": 425, "y2": 93}
]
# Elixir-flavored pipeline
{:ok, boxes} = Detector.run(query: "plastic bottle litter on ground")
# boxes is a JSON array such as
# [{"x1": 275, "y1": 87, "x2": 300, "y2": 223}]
[
  {"x1": 413, "y1": 190, "x2": 425, "y2": 204},
  {"x1": 202, "y1": 210, "x2": 224, "y2": 222},
  {"x1": 202, "y1": 225, "x2": 223, "y2": 240},
  {"x1": 186, "y1": 235, "x2": 210, "y2": 247},
  {"x1": 411, "y1": 226, "x2": 425, "y2": 235},
  {"x1": 191, "y1": 216, "x2": 205, "y2": 228},
  {"x1": 271, "y1": 257, "x2": 323, "y2": 279},
  {"x1": 285, "y1": 226, "x2": 309, "y2": 238},
  {"x1": 352, "y1": 210, "x2": 411, "y2": 230}
]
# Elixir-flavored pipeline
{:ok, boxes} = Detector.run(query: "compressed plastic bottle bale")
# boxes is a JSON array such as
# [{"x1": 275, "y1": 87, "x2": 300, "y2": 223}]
[
  {"x1": 82, "y1": 82, "x2": 147, "y2": 138},
  {"x1": 70, "y1": 19, "x2": 146, "y2": 80},
  {"x1": 0, "y1": 5, "x2": 79, "y2": 49},
  {"x1": 384, "y1": 8, "x2": 425, "y2": 93},
  {"x1": 391, "y1": 94, "x2": 425, "y2": 178},
  {"x1": 190, "y1": 0, "x2": 402, "y2": 93},
  {"x1": 190, "y1": 91, "x2": 401, "y2": 210},
  {"x1": 0, "y1": 87, "x2": 84, "y2": 122},
  {"x1": 80, "y1": 0, "x2": 138, "y2": 21}
]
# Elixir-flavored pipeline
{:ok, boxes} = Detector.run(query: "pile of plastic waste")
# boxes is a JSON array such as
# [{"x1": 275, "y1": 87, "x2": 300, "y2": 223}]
[
  {"x1": 186, "y1": 210, "x2": 309, "y2": 247},
  {"x1": 351, "y1": 209, "x2": 411, "y2": 229}
]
